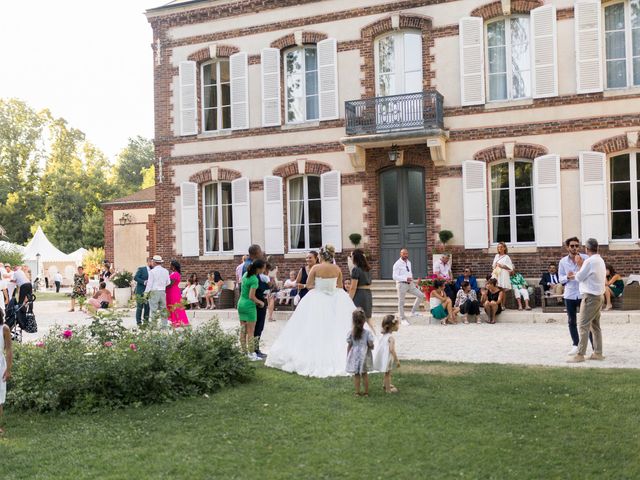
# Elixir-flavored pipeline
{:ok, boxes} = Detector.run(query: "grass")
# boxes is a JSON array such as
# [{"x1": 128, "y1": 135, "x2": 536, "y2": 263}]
[
  {"x1": 32, "y1": 291, "x2": 68, "y2": 301},
  {"x1": 1, "y1": 362, "x2": 639, "y2": 479}
]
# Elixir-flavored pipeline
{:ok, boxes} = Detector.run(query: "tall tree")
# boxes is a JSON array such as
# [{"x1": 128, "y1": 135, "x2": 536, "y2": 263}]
[{"x1": 114, "y1": 135, "x2": 155, "y2": 195}]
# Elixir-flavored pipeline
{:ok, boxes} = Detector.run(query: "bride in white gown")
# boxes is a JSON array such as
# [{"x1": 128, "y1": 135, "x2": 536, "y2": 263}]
[{"x1": 265, "y1": 245, "x2": 359, "y2": 378}]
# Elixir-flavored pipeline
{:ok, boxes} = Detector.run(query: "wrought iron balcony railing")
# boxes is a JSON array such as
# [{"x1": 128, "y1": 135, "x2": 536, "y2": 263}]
[{"x1": 345, "y1": 90, "x2": 444, "y2": 136}]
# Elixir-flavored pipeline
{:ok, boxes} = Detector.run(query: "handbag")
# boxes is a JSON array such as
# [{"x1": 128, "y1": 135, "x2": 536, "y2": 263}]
[{"x1": 19, "y1": 311, "x2": 38, "y2": 333}]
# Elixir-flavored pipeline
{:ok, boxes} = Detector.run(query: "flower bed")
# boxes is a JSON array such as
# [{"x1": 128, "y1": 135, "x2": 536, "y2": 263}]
[{"x1": 8, "y1": 312, "x2": 253, "y2": 412}]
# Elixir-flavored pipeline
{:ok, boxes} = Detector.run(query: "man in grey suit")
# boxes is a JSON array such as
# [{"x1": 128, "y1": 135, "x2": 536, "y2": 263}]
[{"x1": 134, "y1": 257, "x2": 153, "y2": 326}]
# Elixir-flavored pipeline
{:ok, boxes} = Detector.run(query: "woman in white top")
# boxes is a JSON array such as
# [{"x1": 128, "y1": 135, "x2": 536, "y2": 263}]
[
  {"x1": 491, "y1": 242, "x2": 513, "y2": 289},
  {"x1": 429, "y1": 279, "x2": 459, "y2": 325}
]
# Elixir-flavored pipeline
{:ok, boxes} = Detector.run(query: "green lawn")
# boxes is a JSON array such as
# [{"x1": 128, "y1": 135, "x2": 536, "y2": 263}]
[
  {"x1": 31, "y1": 291, "x2": 68, "y2": 301},
  {"x1": 1, "y1": 362, "x2": 639, "y2": 479}
]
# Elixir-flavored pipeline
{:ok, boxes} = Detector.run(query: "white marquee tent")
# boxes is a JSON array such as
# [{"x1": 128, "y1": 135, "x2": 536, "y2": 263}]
[{"x1": 22, "y1": 227, "x2": 77, "y2": 284}]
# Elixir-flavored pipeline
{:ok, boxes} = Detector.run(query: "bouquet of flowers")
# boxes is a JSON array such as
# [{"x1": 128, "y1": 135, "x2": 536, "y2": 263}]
[{"x1": 416, "y1": 274, "x2": 438, "y2": 300}]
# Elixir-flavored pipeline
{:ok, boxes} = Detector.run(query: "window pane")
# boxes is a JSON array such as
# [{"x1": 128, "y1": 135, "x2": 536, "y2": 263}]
[
  {"x1": 605, "y1": 3, "x2": 626, "y2": 31},
  {"x1": 381, "y1": 170, "x2": 399, "y2": 226},
  {"x1": 488, "y1": 46, "x2": 507, "y2": 74},
  {"x1": 203, "y1": 63, "x2": 216, "y2": 85},
  {"x1": 611, "y1": 182, "x2": 631, "y2": 210},
  {"x1": 510, "y1": 17, "x2": 531, "y2": 99},
  {"x1": 516, "y1": 215, "x2": 535, "y2": 242},
  {"x1": 308, "y1": 199, "x2": 321, "y2": 224},
  {"x1": 378, "y1": 36, "x2": 395, "y2": 73},
  {"x1": 204, "y1": 184, "x2": 216, "y2": 207},
  {"x1": 309, "y1": 225, "x2": 322, "y2": 248},
  {"x1": 305, "y1": 48, "x2": 317, "y2": 71},
  {"x1": 221, "y1": 84, "x2": 230, "y2": 107},
  {"x1": 407, "y1": 170, "x2": 425, "y2": 225},
  {"x1": 514, "y1": 162, "x2": 532, "y2": 187},
  {"x1": 493, "y1": 216, "x2": 511, "y2": 243},
  {"x1": 611, "y1": 154, "x2": 630, "y2": 181},
  {"x1": 378, "y1": 73, "x2": 396, "y2": 97},
  {"x1": 489, "y1": 74, "x2": 508, "y2": 100},
  {"x1": 286, "y1": 50, "x2": 303, "y2": 74},
  {"x1": 221, "y1": 203, "x2": 233, "y2": 231},
  {"x1": 491, "y1": 163, "x2": 509, "y2": 189},
  {"x1": 222, "y1": 106, "x2": 231, "y2": 129},
  {"x1": 222, "y1": 228, "x2": 233, "y2": 252},
  {"x1": 308, "y1": 176, "x2": 321, "y2": 199},
  {"x1": 606, "y1": 31, "x2": 627, "y2": 60},
  {"x1": 204, "y1": 108, "x2": 217, "y2": 131},
  {"x1": 221, "y1": 182, "x2": 232, "y2": 205},
  {"x1": 491, "y1": 189, "x2": 510, "y2": 216},
  {"x1": 607, "y1": 59, "x2": 628, "y2": 88},
  {"x1": 291, "y1": 225, "x2": 305, "y2": 249},
  {"x1": 306, "y1": 96, "x2": 319, "y2": 121},
  {"x1": 220, "y1": 61, "x2": 230, "y2": 83},
  {"x1": 289, "y1": 177, "x2": 304, "y2": 201},
  {"x1": 205, "y1": 205, "x2": 215, "y2": 230},
  {"x1": 612, "y1": 211, "x2": 632, "y2": 239},
  {"x1": 515, "y1": 188, "x2": 533, "y2": 214},
  {"x1": 487, "y1": 20, "x2": 506, "y2": 47},
  {"x1": 633, "y1": 28, "x2": 640, "y2": 55},
  {"x1": 633, "y1": 0, "x2": 640, "y2": 28},
  {"x1": 634, "y1": 58, "x2": 640, "y2": 86}
]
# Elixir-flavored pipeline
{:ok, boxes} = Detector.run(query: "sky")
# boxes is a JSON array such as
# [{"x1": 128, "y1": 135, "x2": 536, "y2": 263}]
[{"x1": 0, "y1": 0, "x2": 167, "y2": 160}]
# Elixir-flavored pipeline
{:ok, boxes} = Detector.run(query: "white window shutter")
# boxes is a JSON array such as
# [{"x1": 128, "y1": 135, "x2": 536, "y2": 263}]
[
  {"x1": 231, "y1": 177, "x2": 252, "y2": 254},
  {"x1": 180, "y1": 182, "x2": 199, "y2": 257},
  {"x1": 462, "y1": 160, "x2": 488, "y2": 248},
  {"x1": 575, "y1": 0, "x2": 603, "y2": 94},
  {"x1": 459, "y1": 17, "x2": 485, "y2": 106},
  {"x1": 579, "y1": 152, "x2": 609, "y2": 245},
  {"x1": 320, "y1": 170, "x2": 342, "y2": 252},
  {"x1": 263, "y1": 176, "x2": 284, "y2": 254},
  {"x1": 533, "y1": 155, "x2": 562, "y2": 246},
  {"x1": 317, "y1": 38, "x2": 339, "y2": 121},
  {"x1": 178, "y1": 61, "x2": 198, "y2": 136},
  {"x1": 531, "y1": 5, "x2": 558, "y2": 98},
  {"x1": 230, "y1": 52, "x2": 249, "y2": 130},
  {"x1": 261, "y1": 48, "x2": 281, "y2": 127}
]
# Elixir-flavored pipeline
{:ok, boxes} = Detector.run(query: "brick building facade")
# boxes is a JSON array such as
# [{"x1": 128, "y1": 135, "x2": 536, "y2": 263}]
[{"x1": 137, "y1": 0, "x2": 640, "y2": 282}]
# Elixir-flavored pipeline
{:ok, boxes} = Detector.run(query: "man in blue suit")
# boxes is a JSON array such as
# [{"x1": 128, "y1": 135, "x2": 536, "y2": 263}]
[{"x1": 134, "y1": 257, "x2": 153, "y2": 326}]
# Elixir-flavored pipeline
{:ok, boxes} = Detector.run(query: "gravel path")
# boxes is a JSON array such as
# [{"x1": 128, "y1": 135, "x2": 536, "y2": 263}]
[{"x1": 23, "y1": 301, "x2": 640, "y2": 370}]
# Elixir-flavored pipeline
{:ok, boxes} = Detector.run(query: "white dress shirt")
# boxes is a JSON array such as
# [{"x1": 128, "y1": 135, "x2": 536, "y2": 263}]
[
  {"x1": 144, "y1": 265, "x2": 171, "y2": 293},
  {"x1": 12, "y1": 269, "x2": 29, "y2": 287},
  {"x1": 558, "y1": 254, "x2": 587, "y2": 300},
  {"x1": 434, "y1": 259, "x2": 452, "y2": 281},
  {"x1": 54, "y1": 273, "x2": 63, "y2": 283},
  {"x1": 575, "y1": 254, "x2": 606, "y2": 296},
  {"x1": 392, "y1": 258, "x2": 413, "y2": 283}
]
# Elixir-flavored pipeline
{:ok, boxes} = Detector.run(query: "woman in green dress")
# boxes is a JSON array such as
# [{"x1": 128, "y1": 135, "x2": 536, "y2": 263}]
[
  {"x1": 238, "y1": 259, "x2": 265, "y2": 361},
  {"x1": 604, "y1": 263, "x2": 624, "y2": 311}
]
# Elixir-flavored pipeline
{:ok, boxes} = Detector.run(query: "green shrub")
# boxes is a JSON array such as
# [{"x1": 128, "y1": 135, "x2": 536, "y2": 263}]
[
  {"x1": 0, "y1": 245, "x2": 24, "y2": 266},
  {"x1": 8, "y1": 312, "x2": 253, "y2": 412},
  {"x1": 111, "y1": 270, "x2": 133, "y2": 288}
]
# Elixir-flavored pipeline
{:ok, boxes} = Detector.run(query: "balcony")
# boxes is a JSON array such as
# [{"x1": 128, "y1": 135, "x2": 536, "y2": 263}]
[{"x1": 341, "y1": 90, "x2": 448, "y2": 169}]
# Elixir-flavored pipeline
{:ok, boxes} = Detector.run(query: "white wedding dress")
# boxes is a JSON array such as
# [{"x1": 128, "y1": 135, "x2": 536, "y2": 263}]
[{"x1": 265, "y1": 276, "x2": 358, "y2": 378}]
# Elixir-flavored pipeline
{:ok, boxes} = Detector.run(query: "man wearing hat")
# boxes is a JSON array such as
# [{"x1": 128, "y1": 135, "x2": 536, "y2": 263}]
[{"x1": 144, "y1": 255, "x2": 171, "y2": 326}]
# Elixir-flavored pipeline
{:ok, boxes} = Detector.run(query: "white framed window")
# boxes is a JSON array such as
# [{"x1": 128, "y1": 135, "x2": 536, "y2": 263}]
[
  {"x1": 285, "y1": 46, "x2": 319, "y2": 123},
  {"x1": 203, "y1": 182, "x2": 233, "y2": 253},
  {"x1": 288, "y1": 175, "x2": 322, "y2": 250},
  {"x1": 374, "y1": 31, "x2": 423, "y2": 97},
  {"x1": 201, "y1": 60, "x2": 231, "y2": 131},
  {"x1": 604, "y1": 0, "x2": 640, "y2": 89},
  {"x1": 486, "y1": 16, "x2": 532, "y2": 101},
  {"x1": 490, "y1": 160, "x2": 535, "y2": 244},
  {"x1": 609, "y1": 151, "x2": 640, "y2": 239}
]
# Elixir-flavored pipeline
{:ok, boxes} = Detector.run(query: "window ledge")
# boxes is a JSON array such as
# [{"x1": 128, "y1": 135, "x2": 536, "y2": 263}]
[
  {"x1": 281, "y1": 121, "x2": 320, "y2": 130},
  {"x1": 197, "y1": 130, "x2": 233, "y2": 139},
  {"x1": 607, "y1": 242, "x2": 640, "y2": 250},
  {"x1": 603, "y1": 87, "x2": 640, "y2": 98},
  {"x1": 284, "y1": 252, "x2": 308, "y2": 259},
  {"x1": 199, "y1": 254, "x2": 235, "y2": 261},
  {"x1": 488, "y1": 245, "x2": 537, "y2": 254},
  {"x1": 484, "y1": 98, "x2": 533, "y2": 109}
]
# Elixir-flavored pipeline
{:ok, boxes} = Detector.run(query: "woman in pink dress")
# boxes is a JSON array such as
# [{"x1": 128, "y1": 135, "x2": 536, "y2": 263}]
[{"x1": 166, "y1": 260, "x2": 189, "y2": 328}]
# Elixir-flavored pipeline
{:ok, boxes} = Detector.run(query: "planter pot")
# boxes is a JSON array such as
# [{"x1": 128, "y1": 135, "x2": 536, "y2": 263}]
[{"x1": 114, "y1": 287, "x2": 132, "y2": 307}]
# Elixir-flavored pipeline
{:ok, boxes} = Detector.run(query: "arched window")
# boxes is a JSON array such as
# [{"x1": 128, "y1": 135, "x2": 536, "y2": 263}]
[
  {"x1": 201, "y1": 60, "x2": 231, "y2": 131},
  {"x1": 288, "y1": 175, "x2": 322, "y2": 250},
  {"x1": 203, "y1": 182, "x2": 233, "y2": 253},
  {"x1": 604, "y1": 0, "x2": 640, "y2": 89},
  {"x1": 374, "y1": 30, "x2": 423, "y2": 97},
  {"x1": 490, "y1": 160, "x2": 535, "y2": 243},
  {"x1": 285, "y1": 46, "x2": 319, "y2": 123},
  {"x1": 486, "y1": 16, "x2": 532, "y2": 101},
  {"x1": 609, "y1": 151, "x2": 640, "y2": 239}
]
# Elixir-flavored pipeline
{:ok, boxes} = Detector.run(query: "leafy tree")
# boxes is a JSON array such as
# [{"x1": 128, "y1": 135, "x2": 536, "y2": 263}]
[
  {"x1": 0, "y1": 245, "x2": 24, "y2": 266},
  {"x1": 140, "y1": 165, "x2": 155, "y2": 189},
  {"x1": 114, "y1": 136, "x2": 155, "y2": 195}
]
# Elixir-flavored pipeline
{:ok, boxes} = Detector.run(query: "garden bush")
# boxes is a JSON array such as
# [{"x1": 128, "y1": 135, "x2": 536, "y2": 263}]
[{"x1": 8, "y1": 312, "x2": 254, "y2": 412}]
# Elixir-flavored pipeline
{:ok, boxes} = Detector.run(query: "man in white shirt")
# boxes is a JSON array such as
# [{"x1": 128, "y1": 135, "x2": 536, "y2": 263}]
[
  {"x1": 567, "y1": 238, "x2": 606, "y2": 363},
  {"x1": 434, "y1": 253, "x2": 455, "y2": 301},
  {"x1": 392, "y1": 248, "x2": 425, "y2": 326},
  {"x1": 144, "y1": 255, "x2": 171, "y2": 327},
  {"x1": 558, "y1": 237, "x2": 589, "y2": 355},
  {"x1": 54, "y1": 272, "x2": 63, "y2": 293},
  {"x1": 12, "y1": 266, "x2": 32, "y2": 305}
]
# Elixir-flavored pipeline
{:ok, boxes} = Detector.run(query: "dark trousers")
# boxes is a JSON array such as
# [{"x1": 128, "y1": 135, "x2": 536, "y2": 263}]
[
  {"x1": 55, "y1": 281, "x2": 61, "y2": 293},
  {"x1": 460, "y1": 299, "x2": 480, "y2": 316},
  {"x1": 136, "y1": 298, "x2": 150, "y2": 325},
  {"x1": 18, "y1": 282, "x2": 32, "y2": 305},
  {"x1": 444, "y1": 283, "x2": 456, "y2": 303},
  {"x1": 565, "y1": 298, "x2": 592, "y2": 347},
  {"x1": 254, "y1": 305, "x2": 267, "y2": 352}
]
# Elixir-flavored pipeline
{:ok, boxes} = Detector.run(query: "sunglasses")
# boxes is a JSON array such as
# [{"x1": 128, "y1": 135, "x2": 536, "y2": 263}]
[{"x1": 569, "y1": 244, "x2": 580, "y2": 248}]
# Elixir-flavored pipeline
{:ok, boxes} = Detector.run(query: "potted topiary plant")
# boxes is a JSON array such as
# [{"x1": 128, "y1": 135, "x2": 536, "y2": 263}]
[
  {"x1": 111, "y1": 270, "x2": 134, "y2": 307},
  {"x1": 348, "y1": 233, "x2": 362, "y2": 248}
]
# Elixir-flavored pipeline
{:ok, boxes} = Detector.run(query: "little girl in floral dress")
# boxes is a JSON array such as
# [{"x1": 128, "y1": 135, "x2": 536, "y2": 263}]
[
  {"x1": 373, "y1": 315, "x2": 401, "y2": 393},
  {"x1": 182, "y1": 276, "x2": 199, "y2": 310},
  {"x1": 346, "y1": 309, "x2": 375, "y2": 397}
]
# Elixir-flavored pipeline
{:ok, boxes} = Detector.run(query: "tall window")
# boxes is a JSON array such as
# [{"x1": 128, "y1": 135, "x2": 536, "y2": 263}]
[
  {"x1": 610, "y1": 152, "x2": 640, "y2": 239},
  {"x1": 288, "y1": 175, "x2": 322, "y2": 250},
  {"x1": 203, "y1": 182, "x2": 233, "y2": 253},
  {"x1": 285, "y1": 46, "x2": 319, "y2": 123},
  {"x1": 604, "y1": 0, "x2": 640, "y2": 89},
  {"x1": 202, "y1": 60, "x2": 231, "y2": 131},
  {"x1": 375, "y1": 31, "x2": 423, "y2": 96},
  {"x1": 490, "y1": 160, "x2": 535, "y2": 243},
  {"x1": 486, "y1": 17, "x2": 532, "y2": 101}
]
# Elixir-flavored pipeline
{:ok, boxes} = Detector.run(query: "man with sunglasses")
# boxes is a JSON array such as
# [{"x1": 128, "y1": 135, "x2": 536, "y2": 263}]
[
  {"x1": 558, "y1": 237, "x2": 588, "y2": 356},
  {"x1": 392, "y1": 248, "x2": 425, "y2": 326}
]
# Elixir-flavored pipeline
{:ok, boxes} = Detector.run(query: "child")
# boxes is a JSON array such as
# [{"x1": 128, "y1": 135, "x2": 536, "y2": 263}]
[
  {"x1": 182, "y1": 275, "x2": 199, "y2": 310},
  {"x1": 374, "y1": 315, "x2": 400, "y2": 393},
  {"x1": 346, "y1": 309, "x2": 375, "y2": 397},
  {"x1": 431, "y1": 279, "x2": 460, "y2": 325},
  {"x1": 0, "y1": 308, "x2": 13, "y2": 435},
  {"x1": 510, "y1": 269, "x2": 531, "y2": 310},
  {"x1": 278, "y1": 270, "x2": 298, "y2": 305}
]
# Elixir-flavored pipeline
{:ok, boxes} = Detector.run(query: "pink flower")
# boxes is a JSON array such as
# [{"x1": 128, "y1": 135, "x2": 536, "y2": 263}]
[
  {"x1": 62, "y1": 329, "x2": 73, "y2": 339},
  {"x1": 129, "y1": 343, "x2": 138, "y2": 351},
  {"x1": 35, "y1": 341, "x2": 45, "y2": 348},
  {"x1": 103, "y1": 341, "x2": 113, "y2": 347}
]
